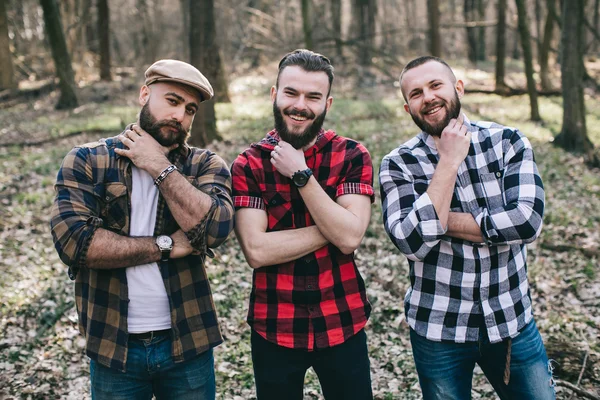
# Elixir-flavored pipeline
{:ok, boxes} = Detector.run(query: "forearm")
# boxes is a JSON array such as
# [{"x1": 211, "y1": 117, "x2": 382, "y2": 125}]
[
  {"x1": 299, "y1": 177, "x2": 367, "y2": 254},
  {"x1": 155, "y1": 166, "x2": 214, "y2": 232},
  {"x1": 426, "y1": 159, "x2": 459, "y2": 228},
  {"x1": 237, "y1": 225, "x2": 328, "y2": 268},
  {"x1": 86, "y1": 228, "x2": 160, "y2": 269},
  {"x1": 446, "y1": 212, "x2": 484, "y2": 243}
]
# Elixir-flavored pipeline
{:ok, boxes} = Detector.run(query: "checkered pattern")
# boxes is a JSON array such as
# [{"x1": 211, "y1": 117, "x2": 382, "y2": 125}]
[
  {"x1": 232, "y1": 129, "x2": 374, "y2": 350},
  {"x1": 379, "y1": 115, "x2": 545, "y2": 344},
  {"x1": 50, "y1": 129, "x2": 234, "y2": 372}
]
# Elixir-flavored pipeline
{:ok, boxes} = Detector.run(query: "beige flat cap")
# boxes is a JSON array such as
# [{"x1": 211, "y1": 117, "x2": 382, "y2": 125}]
[{"x1": 145, "y1": 59, "x2": 214, "y2": 102}]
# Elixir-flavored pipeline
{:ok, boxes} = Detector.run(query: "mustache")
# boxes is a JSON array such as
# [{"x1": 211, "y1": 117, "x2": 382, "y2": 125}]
[
  {"x1": 154, "y1": 120, "x2": 185, "y2": 132},
  {"x1": 284, "y1": 108, "x2": 315, "y2": 119}
]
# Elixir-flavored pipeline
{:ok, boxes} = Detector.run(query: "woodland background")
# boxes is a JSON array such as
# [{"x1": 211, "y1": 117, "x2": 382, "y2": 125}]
[{"x1": 0, "y1": 0, "x2": 599, "y2": 399}]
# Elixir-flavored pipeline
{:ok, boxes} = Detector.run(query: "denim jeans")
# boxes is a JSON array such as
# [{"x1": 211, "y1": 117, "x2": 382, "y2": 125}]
[
  {"x1": 251, "y1": 329, "x2": 373, "y2": 400},
  {"x1": 410, "y1": 319, "x2": 555, "y2": 400},
  {"x1": 90, "y1": 334, "x2": 215, "y2": 400}
]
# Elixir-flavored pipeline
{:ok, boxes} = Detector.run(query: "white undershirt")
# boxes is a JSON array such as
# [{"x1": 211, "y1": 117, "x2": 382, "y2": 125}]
[{"x1": 126, "y1": 166, "x2": 171, "y2": 333}]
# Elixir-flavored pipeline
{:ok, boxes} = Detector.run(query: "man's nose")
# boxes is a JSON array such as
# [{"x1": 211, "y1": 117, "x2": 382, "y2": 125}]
[
  {"x1": 171, "y1": 106, "x2": 185, "y2": 122},
  {"x1": 293, "y1": 95, "x2": 307, "y2": 109},
  {"x1": 423, "y1": 89, "x2": 435, "y2": 103}
]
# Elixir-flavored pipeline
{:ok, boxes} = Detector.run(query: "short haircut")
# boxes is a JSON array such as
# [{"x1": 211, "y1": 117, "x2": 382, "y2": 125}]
[
  {"x1": 399, "y1": 56, "x2": 457, "y2": 101},
  {"x1": 276, "y1": 49, "x2": 334, "y2": 96}
]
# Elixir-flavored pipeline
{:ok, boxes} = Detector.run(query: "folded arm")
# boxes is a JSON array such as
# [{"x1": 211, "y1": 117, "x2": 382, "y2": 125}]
[{"x1": 234, "y1": 208, "x2": 328, "y2": 268}]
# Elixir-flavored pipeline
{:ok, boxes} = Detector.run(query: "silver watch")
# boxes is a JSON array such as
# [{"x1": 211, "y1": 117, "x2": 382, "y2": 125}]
[{"x1": 156, "y1": 235, "x2": 173, "y2": 263}]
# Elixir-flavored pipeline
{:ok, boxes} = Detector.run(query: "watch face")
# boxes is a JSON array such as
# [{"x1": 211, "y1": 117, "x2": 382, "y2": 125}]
[
  {"x1": 157, "y1": 235, "x2": 173, "y2": 249},
  {"x1": 293, "y1": 173, "x2": 308, "y2": 186}
]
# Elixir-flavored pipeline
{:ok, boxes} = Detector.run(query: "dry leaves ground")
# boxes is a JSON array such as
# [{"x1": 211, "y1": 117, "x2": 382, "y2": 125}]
[{"x1": 0, "y1": 64, "x2": 599, "y2": 399}]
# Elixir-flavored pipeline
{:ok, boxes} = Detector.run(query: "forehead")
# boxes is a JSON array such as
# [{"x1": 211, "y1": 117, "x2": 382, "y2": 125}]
[
  {"x1": 278, "y1": 66, "x2": 329, "y2": 94},
  {"x1": 150, "y1": 81, "x2": 201, "y2": 104},
  {"x1": 401, "y1": 61, "x2": 455, "y2": 92}
]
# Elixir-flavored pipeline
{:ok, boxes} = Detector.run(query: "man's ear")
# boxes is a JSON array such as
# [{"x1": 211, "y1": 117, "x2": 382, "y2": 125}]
[
  {"x1": 325, "y1": 96, "x2": 333, "y2": 111},
  {"x1": 404, "y1": 103, "x2": 410, "y2": 114},
  {"x1": 139, "y1": 85, "x2": 150, "y2": 106},
  {"x1": 270, "y1": 85, "x2": 277, "y2": 103},
  {"x1": 456, "y1": 79, "x2": 465, "y2": 99}
]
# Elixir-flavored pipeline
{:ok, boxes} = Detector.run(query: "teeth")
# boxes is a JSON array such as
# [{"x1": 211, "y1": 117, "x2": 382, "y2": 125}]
[
  {"x1": 425, "y1": 106, "x2": 442, "y2": 115},
  {"x1": 290, "y1": 115, "x2": 307, "y2": 121}
]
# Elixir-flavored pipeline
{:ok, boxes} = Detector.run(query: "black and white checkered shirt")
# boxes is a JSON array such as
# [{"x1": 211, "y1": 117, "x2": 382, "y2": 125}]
[{"x1": 379, "y1": 114, "x2": 544, "y2": 344}]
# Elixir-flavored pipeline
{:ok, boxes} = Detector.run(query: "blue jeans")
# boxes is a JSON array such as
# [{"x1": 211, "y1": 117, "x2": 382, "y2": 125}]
[
  {"x1": 410, "y1": 319, "x2": 555, "y2": 400},
  {"x1": 251, "y1": 329, "x2": 373, "y2": 400},
  {"x1": 90, "y1": 334, "x2": 215, "y2": 400}
]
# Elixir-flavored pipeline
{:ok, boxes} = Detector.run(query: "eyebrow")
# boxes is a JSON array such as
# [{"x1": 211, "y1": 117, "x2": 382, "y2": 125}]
[
  {"x1": 408, "y1": 79, "x2": 442, "y2": 96},
  {"x1": 283, "y1": 86, "x2": 323, "y2": 97},
  {"x1": 166, "y1": 92, "x2": 199, "y2": 111}
]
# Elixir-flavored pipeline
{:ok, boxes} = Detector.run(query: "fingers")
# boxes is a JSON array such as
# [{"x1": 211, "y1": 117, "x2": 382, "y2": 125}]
[
  {"x1": 166, "y1": 143, "x2": 180, "y2": 152},
  {"x1": 131, "y1": 124, "x2": 146, "y2": 136}
]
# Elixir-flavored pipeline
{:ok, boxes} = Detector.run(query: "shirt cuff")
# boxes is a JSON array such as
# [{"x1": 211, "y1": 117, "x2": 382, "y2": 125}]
[
  {"x1": 336, "y1": 182, "x2": 375, "y2": 203},
  {"x1": 233, "y1": 195, "x2": 265, "y2": 210},
  {"x1": 470, "y1": 207, "x2": 498, "y2": 245},
  {"x1": 414, "y1": 193, "x2": 447, "y2": 241}
]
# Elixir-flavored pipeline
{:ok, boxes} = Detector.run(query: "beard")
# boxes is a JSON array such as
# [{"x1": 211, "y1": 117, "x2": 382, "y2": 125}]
[
  {"x1": 409, "y1": 90, "x2": 461, "y2": 137},
  {"x1": 273, "y1": 101, "x2": 327, "y2": 149},
  {"x1": 138, "y1": 102, "x2": 190, "y2": 147}
]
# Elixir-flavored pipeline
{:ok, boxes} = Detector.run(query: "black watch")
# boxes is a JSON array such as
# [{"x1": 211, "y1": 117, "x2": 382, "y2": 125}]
[
  {"x1": 292, "y1": 168, "x2": 313, "y2": 188},
  {"x1": 155, "y1": 235, "x2": 173, "y2": 263}
]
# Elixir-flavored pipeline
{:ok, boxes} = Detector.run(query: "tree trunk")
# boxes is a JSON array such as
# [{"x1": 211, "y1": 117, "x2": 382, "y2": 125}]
[
  {"x1": 539, "y1": 0, "x2": 555, "y2": 90},
  {"x1": 515, "y1": 0, "x2": 541, "y2": 121},
  {"x1": 495, "y1": 0, "x2": 509, "y2": 92},
  {"x1": 465, "y1": 0, "x2": 478, "y2": 63},
  {"x1": 0, "y1": 0, "x2": 16, "y2": 90},
  {"x1": 428, "y1": 0, "x2": 442, "y2": 57},
  {"x1": 352, "y1": 0, "x2": 376, "y2": 67},
  {"x1": 40, "y1": 0, "x2": 79, "y2": 109},
  {"x1": 477, "y1": 0, "x2": 487, "y2": 61},
  {"x1": 593, "y1": 0, "x2": 599, "y2": 53},
  {"x1": 555, "y1": 0, "x2": 597, "y2": 164},
  {"x1": 189, "y1": 0, "x2": 226, "y2": 147},
  {"x1": 301, "y1": 0, "x2": 313, "y2": 49},
  {"x1": 535, "y1": 0, "x2": 543, "y2": 58},
  {"x1": 331, "y1": 0, "x2": 343, "y2": 61},
  {"x1": 97, "y1": 0, "x2": 111, "y2": 81}
]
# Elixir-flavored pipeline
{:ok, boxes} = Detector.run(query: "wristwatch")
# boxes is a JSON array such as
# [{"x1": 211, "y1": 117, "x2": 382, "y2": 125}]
[
  {"x1": 292, "y1": 168, "x2": 313, "y2": 188},
  {"x1": 155, "y1": 235, "x2": 173, "y2": 263}
]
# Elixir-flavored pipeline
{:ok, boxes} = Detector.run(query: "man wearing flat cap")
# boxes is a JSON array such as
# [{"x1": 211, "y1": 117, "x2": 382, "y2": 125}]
[{"x1": 50, "y1": 59, "x2": 234, "y2": 399}]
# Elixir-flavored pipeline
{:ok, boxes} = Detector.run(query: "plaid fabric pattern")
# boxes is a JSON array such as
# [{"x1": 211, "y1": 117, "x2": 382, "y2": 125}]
[
  {"x1": 379, "y1": 115, "x2": 545, "y2": 344},
  {"x1": 50, "y1": 129, "x2": 234, "y2": 372},
  {"x1": 231, "y1": 129, "x2": 374, "y2": 351}
]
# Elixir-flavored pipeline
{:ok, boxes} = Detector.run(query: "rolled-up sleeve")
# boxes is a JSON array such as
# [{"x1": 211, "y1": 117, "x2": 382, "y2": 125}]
[
  {"x1": 379, "y1": 155, "x2": 446, "y2": 261},
  {"x1": 470, "y1": 132, "x2": 544, "y2": 245},
  {"x1": 50, "y1": 147, "x2": 103, "y2": 278},
  {"x1": 185, "y1": 152, "x2": 234, "y2": 250}
]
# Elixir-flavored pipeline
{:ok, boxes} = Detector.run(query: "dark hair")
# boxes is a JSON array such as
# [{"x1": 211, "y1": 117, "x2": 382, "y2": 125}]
[
  {"x1": 276, "y1": 49, "x2": 334, "y2": 96},
  {"x1": 399, "y1": 56, "x2": 457, "y2": 100}
]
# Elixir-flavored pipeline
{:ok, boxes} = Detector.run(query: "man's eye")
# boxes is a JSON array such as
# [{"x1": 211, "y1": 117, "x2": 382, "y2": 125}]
[
  {"x1": 186, "y1": 109, "x2": 196, "y2": 115},
  {"x1": 168, "y1": 99, "x2": 177, "y2": 104}
]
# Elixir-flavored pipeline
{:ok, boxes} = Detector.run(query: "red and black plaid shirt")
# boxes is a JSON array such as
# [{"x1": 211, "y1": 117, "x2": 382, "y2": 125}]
[{"x1": 231, "y1": 129, "x2": 374, "y2": 350}]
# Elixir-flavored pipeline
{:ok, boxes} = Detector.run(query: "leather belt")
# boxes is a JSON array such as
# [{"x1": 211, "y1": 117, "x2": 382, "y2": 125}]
[{"x1": 129, "y1": 329, "x2": 171, "y2": 341}]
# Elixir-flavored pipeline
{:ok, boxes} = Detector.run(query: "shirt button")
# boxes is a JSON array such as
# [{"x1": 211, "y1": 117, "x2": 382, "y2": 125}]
[
  {"x1": 309, "y1": 307, "x2": 315, "y2": 312},
  {"x1": 305, "y1": 259, "x2": 310, "y2": 263},
  {"x1": 307, "y1": 285, "x2": 313, "y2": 289},
  {"x1": 496, "y1": 172, "x2": 501, "y2": 178},
  {"x1": 271, "y1": 199, "x2": 276, "y2": 205},
  {"x1": 105, "y1": 196, "x2": 110, "y2": 201}
]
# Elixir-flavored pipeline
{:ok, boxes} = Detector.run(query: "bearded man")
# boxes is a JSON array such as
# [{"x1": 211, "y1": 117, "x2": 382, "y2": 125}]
[
  {"x1": 379, "y1": 56, "x2": 555, "y2": 399},
  {"x1": 231, "y1": 49, "x2": 374, "y2": 400},
  {"x1": 50, "y1": 60, "x2": 234, "y2": 399}
]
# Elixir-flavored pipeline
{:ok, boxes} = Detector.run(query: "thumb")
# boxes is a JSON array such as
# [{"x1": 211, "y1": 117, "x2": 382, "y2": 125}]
[{"x1": 165, "y1": 143, "x2": 179, "y2": 153}]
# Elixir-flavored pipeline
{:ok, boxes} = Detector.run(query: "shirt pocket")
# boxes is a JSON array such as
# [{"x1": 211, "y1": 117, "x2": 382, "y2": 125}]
[
  {"x1": 100, "y1": 182, "x2": 128, "y2": 232},
  {"x1": 479, "y1": 171, "x2": 505, "y2": 210},
  {"x1": 263, "y1": 190, "x2": 293, "y2": 231}
]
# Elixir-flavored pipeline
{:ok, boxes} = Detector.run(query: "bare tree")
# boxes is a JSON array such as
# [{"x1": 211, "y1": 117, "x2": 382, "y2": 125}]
[
  {"x1": 352, "y1": 0, "x2": 377, "y2": 67},
  {"x1": 0, "y1": 0, "x2": 16, "y2": 90},
  {"x1": 331, "y1": 0, "x2": 343, "y2": 61},
  {"x1": 40, "y1": 0, "x2": 79, "y2": 109},
  {"x1": 539, "y1": 0, "x2": 556, "y2": 90},
  {"x1": 477, "y1": 0, "x2": 487, "y2": 61},
  {"x1": 515, "y1": 0, "x2": 540, "y2": 121},
  {"x1": 189, "y1": 0, "x2": 229, "y2": 147},
  {"x1": 495, "y1": 0, "x2": 509, "y2": 93},
  {"x1": 427, "y1": 0, "x2": 441, "y2": 57},
  {"x1": 555, "y1": 0, "x2": 598, "y2": 166},
  {"x1": 98, "y1": 0, "x2": 111, "y2": 81},
  {"x1": 301, "y1": 0, "x2": 313, "y2": 49},
  {"x1": 593, "y1": 0, "x2": 599, "y2": 53},
  {"x1": 465, "y1": 0, "x2": 478, "y2": 63}
]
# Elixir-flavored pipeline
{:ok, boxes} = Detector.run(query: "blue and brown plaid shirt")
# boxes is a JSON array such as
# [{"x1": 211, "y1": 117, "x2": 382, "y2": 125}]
[
  {"x1": 380, "y1": 115, "x2": 544, "y2": 344},
  {"x1": 50, "y1": 129, "x2": 234, "y2": 372}
]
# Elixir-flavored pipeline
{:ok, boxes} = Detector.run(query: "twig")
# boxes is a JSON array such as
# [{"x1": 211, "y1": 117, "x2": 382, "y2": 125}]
[
  {"x1": 556, "y1": 380, "x2": 600, "y2": 400},
  {"x1": 568, "y1": 348, "x2": 590, "y2": 400}
]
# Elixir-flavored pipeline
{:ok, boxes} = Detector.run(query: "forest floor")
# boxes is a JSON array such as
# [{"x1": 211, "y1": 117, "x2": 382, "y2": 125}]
[{"x1": 0, "y1": 60, "x2": 599, "y2": 399}]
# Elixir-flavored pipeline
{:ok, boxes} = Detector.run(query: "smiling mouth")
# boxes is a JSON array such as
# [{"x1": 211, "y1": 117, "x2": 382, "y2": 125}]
[
  {"x1": 423, "y1": 105, "x2": 444, "y2": 116},
  {"x1": 288, "y1": 114, "x2": 309, "y2": 122}
]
